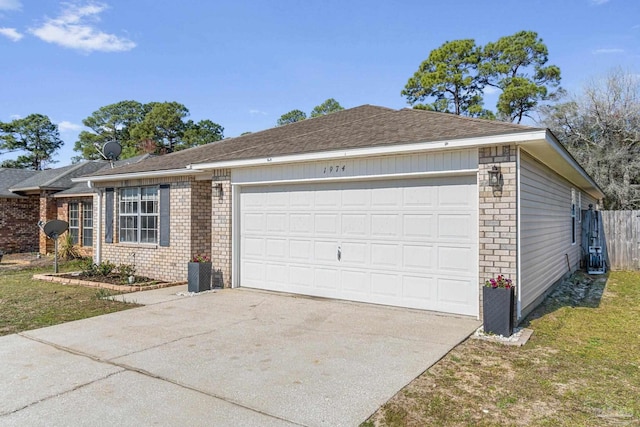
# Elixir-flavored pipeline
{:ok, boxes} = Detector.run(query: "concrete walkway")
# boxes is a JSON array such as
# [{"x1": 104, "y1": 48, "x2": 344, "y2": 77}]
[{"x1": 1, "y1": 288, "x2": 480, "y2": 426}]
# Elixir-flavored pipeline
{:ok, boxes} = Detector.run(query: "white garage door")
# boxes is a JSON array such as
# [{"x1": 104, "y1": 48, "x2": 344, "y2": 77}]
[{"x1": 239, "y1": 176, "x2": 478, "y2": 316}]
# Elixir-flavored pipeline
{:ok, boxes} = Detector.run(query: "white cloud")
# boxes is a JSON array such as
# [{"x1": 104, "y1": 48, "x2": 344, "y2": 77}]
[
  {"x1": 484, "y1": 86, "x2": 498, "y2": 95},
  {"x1": 249, "y1": 109, "x2": 268, "y2": 115},
  {"x1": 592, "y1": 48, "x2": 624, "y2": 54},
  {"x1": 0, "y1": 0, "x2": 21, "y2": 11},
  {"x1": 58, "y1": 120, "x2": 83, "y2": 132},
  {"x1": 9, "y1": 114, "x2": 21, "y2": 120},
  {"x1": 0, "y1": 27, "x2": 22, "y2": 41},
  {"x1": 590, "y1": 0, "x2": 611, "y2": 4},
  {"x1": 30, "y1": 2, "x2": 136, "y2": 53}
]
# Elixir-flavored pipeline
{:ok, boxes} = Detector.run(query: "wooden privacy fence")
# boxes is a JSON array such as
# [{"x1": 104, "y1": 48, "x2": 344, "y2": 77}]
[{"x1": 600, "y1": 210, "x2": 640, "y2": 271}]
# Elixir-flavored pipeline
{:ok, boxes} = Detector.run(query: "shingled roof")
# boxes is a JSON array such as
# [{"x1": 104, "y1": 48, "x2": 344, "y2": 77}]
[
  {"x1": 9, "y1": 161, "x2": 108, "y2": 193},
  {"x1": 87, "y1": 105, "x2": 542, "y2": 177},
  {"x1": 0, "y1": 168, "x2": 41, "y2": 198}
]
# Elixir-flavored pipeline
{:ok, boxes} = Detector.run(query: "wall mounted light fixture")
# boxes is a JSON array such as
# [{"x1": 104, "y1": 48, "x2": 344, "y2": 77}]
[
  {"x1": 213, "y1": 183, "x2": 223, "y2": 199},
  {"x1": 488, "y1": 165, "x2": 503, "y2": 189}
]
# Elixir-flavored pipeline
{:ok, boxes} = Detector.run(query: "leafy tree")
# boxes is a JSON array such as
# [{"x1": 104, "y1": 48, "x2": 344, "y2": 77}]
[
  {"x1": 540, "y1": 69, "x2": 640, "y2": 209},
  {"x1": 480, "y1": 30, "x2": 561, "y2": 123},
  {"x1": 402, "y1": 39, "x2": 488, "y2": 116},
  {"x1": 74, "y1": 100, "x2": 148, "y2": 160},
  {"x1": 310, "y1": 98, "x2": 344, "y2": 117},
  {"x1": 0, "y1": 114, "x2": 63, "y2": 170},
  {"x1": 277, "y1": 109, "x2": 307, "y2": 126},
  {"x1": 130, "y1": 102, "x2": 189, "y2": 154},
  {"x1": 402, "y1": 31, "x2": 561, "y2": 123},
  {"x1": 128, "y1": 102, "x2": 224, "y2": 154},
  {"x1": 183, "y1": 119, "x2": 224, "y2": 147}
]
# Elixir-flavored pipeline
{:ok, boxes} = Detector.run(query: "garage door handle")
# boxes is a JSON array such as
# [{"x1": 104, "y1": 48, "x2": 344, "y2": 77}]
[{"x1": 337, "y1": 246, "x2": 342, "y2": 261}]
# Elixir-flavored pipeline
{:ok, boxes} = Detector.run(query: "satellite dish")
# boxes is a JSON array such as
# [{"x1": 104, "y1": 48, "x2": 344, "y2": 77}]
[
  {"x1": 102, "y1": 141, "x2": 122, "y2": 161},
  {"x1": 39, "y1": 219, "x2": 69, "y2": 273},
  {"x1": 42, "y1": 219, "x2": 69, "y2": 239}
]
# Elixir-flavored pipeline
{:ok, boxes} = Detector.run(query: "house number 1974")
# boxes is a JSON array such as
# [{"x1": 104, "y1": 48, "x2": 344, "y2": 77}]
[{"x1": 323, "y1": 165, "x2": 346, "y2": 174}]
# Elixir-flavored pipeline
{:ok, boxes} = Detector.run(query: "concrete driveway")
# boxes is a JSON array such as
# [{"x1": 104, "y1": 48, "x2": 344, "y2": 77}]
[{"x1": 1, "y1": 287, "x2": 480, "y2": 426}]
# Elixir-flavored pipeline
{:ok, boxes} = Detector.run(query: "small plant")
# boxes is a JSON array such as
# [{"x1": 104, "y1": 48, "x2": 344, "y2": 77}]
[
  {"x1": 80, "y1": 258, "x2": 98, "y2": 276},
  {"x1": 485, "y1": 274, "x2": 515, "y2": 289},
  {"x1": 59, "y1": 233, "x2": 81, "y2": 260},
  {"x1": 96, "y1": 261, "x2": 116, "y2": 276},
  {"x1": 115, "y1": 263, "x2": 136, "y2": 284},
  {"x1": 191, "y1": 254, "x2": 211, "y2": 263},
  {"x1": 95, "y1": 288, "x2": 112, "y2": 299}
]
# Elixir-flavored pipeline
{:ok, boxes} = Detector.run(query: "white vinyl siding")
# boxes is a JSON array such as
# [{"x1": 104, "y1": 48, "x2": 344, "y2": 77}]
[
  {"x1": 519, "y1": 151, "x2": 583, "y2": 313},
  {"x1": 232, "y1": 149, "x2": 478, "y2": 185}
]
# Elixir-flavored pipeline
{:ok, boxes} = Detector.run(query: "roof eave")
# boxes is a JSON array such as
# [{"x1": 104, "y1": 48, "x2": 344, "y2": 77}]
[
  {"x1": 189, "y1": 130, "x2": 548, "y2": 170},
  {"x1": 72, "y1": 168, "x2": 209, "y2": 184}
]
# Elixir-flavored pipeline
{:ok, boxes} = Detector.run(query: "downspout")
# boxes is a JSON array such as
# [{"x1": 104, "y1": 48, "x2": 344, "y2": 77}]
[
  {"x1": 516, "y1": 147, "x2": 522, "y2": 321},
  {"x1": 89, "y1": 180, "x2": 102, "y2": 265}
]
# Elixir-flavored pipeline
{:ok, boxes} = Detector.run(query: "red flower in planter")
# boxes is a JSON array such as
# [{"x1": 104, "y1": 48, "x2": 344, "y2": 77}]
[
  {"x1": 191, "y1": 254, "x2": 211, "y2": 263},
  {"x1": 485, "y1": 274, "x2": 514, "y2": 289}
]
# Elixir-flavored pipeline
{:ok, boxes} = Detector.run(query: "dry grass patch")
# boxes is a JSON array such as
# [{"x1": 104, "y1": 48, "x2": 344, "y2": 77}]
[
  {"x1": 363, "y1": 271, "x2": 640, "y2": 426},
  {"x1": 0, "y1": 260, "x2": 139, "y2": 336}
]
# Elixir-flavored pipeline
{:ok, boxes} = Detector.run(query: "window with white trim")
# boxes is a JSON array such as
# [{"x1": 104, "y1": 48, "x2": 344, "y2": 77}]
[
  {"x1": 119, "y1": 187, "x2": 159, "y2": 243},
  {"x1": 571, "y1": 188, "x2": 577, "y2": 245},
  {"x1": 68, "y1": 203, "x2": 79, "y2": 244}
]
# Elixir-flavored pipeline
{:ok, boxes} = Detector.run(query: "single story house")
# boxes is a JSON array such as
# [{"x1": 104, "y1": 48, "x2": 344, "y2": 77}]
[{"x1": 76, "y1": 105, "x2": 604, "y2": 321}]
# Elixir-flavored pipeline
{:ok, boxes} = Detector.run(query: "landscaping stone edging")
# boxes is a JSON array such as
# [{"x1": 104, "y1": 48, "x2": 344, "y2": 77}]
[{"x1": 33, "y1": 273, "x2": 186, "y2": 293}]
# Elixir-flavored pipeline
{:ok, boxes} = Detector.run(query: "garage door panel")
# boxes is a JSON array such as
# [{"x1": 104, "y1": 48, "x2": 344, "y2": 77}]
[
  {"x1": 438, "y1": 214, "x2": 473, "y2": 240},
  {"x1": 243, "y1": 213, "x2": 264, "y2": 232},
  {"x1": 403, "y1": 185, "x2": 435, "y2": 207},
  {"x1": 289, "y1": 239, "x2": 312, "y2": 260},
  {"x1": 438, "y1": 246, "x2": 475, "y2": 272},
  {"x1": 371, "y1": 214, "x2": 400, "y2": 238},
  {"x1": 243, "y1": 237, "x2": 265, "y2": 257},
  {"x1": 315, "y1": 189, "x2": 341, "y2": 209},
  {"x1": 290, "y1": 214, "x2": 312, "y2": 234},
  {"x1": 403, "y1": 275, "x2": 436, "y2": 302},
  {"x1": 243, "y1": 261, "x2": 265, "y2": 282},
  {"x1": 371, "y1": 243, "x2": 400, "y2": 267},
  {"x1": 403, "y1": 245, "x2": 433, "y2": 270},
  {"x1": 342, "y1": 214, "x2": 368, "y2": 236},
  {"x1": 437, "y1": 277, "x2": 476, "y2": 309},
  {"x1": 240, "y1": 177, "x2": 478, "y2": 316},
  {"x1": 371, "y1": 272, "x2": 401, "y2": 297},
  {"x1": 266, "y1": 213, "x2": 287, "y2": 233},
  {"x1": 403, "y1": 214, "x2": 434, "y2": 240},
  {"x1": 315, "y1": 268, "x2": 339, "y2": 289},
  {"x1": 265, "y1": 238, "x2": 287, "y2": 259},
  {"x1": 371, "y1": 186, "x2": 401, "y2": 207},
  {"x1": 315, "y1": 214, "x2": 339, "y2": 235},
  {"x1": 266, "y1": 263, "x2": 287, "y2": 285},
  {"x1": 341, "y1": 242, "x2": 368, "y2": 265},
  {"x1": 342, "y1": 186, "x2": 370, "y2": 208},
  {"x1": 266, "y1": 191, "x2": 288, "y2": 207},
  {"x1": 314, "y1": 241, "x2": 339, "y2": 262},
  {"x1": 290, "y1": 265, "x2": 313, "y2": 287},
  {"x1": 341, "y1": 270, "x2": 369, "y2": 294}
]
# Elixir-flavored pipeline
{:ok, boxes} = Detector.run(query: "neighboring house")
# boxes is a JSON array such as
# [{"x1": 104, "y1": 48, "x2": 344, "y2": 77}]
[
  {"x1": 0, "y1": 168, "x2": 41, "y2": 253},
  {"x1": 76, "y1": 105, "x2": 604, "y2": 321},
  {"x1": 0, "y1": 156, "x2": 151, "y2": 257}
]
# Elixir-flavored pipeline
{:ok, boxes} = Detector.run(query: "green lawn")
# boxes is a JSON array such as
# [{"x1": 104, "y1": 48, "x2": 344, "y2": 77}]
[
  {"x1": 363, "y1": 271, "x2": 640, "y2": 426},
  {"x1": 0, "y1": 261, "x2": 139, "y2": 336}
]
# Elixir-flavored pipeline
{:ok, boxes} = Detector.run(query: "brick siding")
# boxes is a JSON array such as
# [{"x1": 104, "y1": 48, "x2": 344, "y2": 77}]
[
  {"x1": 478, "y1": 145, "x2": 517, "y2": 319},
  {"x1": 0, "y1": 196, "x2": 39, "y2": 253}
]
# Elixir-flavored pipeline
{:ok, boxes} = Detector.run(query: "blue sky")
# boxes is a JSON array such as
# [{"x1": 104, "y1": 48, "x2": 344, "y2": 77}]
[{"x1": 1, "y1": 0, "x2": 639, "y2": 167}]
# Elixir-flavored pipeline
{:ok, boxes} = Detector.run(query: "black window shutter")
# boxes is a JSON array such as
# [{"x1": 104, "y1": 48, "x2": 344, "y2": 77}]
[
  {"x1": 159, "y1": 184, "x2": 170, "y2": 247},
  {"x1": 105, "y1": 188, "x2": 114, "y2": 243}
]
